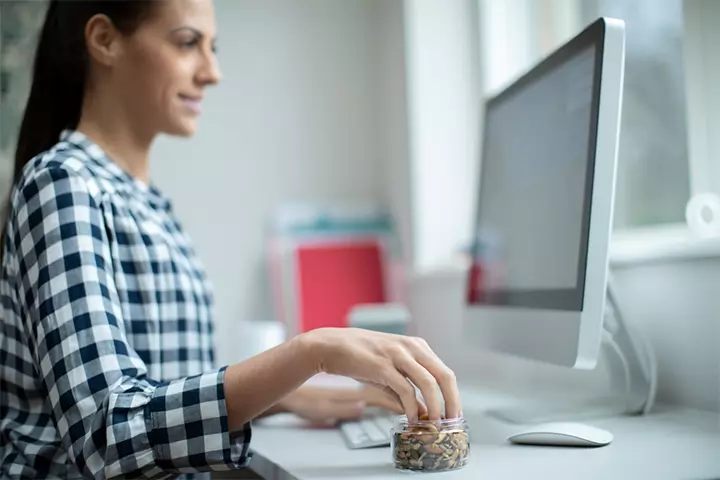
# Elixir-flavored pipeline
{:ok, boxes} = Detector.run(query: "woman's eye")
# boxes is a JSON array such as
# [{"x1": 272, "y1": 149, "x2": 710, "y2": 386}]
[{"x1": 181, "y1": 38, "x2": 199, "y2": 48}]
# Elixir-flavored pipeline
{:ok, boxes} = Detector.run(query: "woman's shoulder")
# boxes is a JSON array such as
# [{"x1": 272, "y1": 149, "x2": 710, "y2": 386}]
[
  {"x1": 3, "y1": 140, "x2": 111, "y2": 259},
  {"x1": 14, "y1": 138, "x2": 107, "y2": 205}
]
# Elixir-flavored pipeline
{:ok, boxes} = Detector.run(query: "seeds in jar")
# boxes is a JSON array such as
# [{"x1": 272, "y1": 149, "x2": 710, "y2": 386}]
[{"x1": 392, "y1": 418, "x2": 470, "y2": 472}]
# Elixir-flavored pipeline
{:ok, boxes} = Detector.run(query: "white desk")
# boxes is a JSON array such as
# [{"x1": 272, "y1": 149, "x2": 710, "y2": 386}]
[{"x1": 245, "y1": 390, "x2": 720, "y2": 480}]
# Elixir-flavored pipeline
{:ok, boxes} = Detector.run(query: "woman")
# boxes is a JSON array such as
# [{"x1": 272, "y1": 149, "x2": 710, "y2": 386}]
[{"x1": 0, "y1": 1, "x2": 461, "y2": 478}]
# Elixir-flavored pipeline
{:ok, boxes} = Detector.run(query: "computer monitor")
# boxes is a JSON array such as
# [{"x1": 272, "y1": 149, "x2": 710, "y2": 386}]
[{"x1": 463, "y1": 18, "x2": 625, "y2": 369}]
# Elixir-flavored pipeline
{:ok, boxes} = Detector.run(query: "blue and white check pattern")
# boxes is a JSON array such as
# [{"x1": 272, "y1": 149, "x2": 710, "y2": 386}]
[{"x1": 0, "y1": 130, "x2": 251, "y2": 479}]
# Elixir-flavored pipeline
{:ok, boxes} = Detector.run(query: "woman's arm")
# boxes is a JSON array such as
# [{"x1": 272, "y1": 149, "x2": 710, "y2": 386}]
[
  {"x1": 253, "y1": 384, "x2": 405, "y2": 424},
  {"x1": 223, "y1": 326, "x2": 462, "y2": 429},
  {"x1": 224, "y1": 340, "x2": 410, "y2": 429},
  {"x1": 223, "y1": 333, "x2": 318, "y2": 430}
]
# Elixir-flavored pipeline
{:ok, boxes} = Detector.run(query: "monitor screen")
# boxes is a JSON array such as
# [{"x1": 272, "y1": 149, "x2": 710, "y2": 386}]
[{"x1": 468, "y1": 34, "x2": 603, "y2": 312}]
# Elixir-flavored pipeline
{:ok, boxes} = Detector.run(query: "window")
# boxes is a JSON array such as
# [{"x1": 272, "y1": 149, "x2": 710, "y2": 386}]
[
  {"x1": 478, "y1": 0, "x2": 692, "y2": 230},
  {"x1": 583, "y1": 0, "x2": 690, "y2": 229}
]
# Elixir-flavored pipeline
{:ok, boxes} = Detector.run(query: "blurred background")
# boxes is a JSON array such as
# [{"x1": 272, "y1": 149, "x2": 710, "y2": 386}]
[{"x1": 1, "y1": 0, "x2": 717, "y2": 411}]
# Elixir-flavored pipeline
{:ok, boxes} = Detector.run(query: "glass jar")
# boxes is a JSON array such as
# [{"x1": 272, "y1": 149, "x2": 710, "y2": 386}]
[{"x1": 391, "y1": 415, "x2": 470, "y2": 473}]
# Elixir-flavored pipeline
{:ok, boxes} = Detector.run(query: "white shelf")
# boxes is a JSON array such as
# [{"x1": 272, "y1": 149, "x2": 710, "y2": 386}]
[{"x1": 610, "y1": 224, "x2": 720, "y2": 266}]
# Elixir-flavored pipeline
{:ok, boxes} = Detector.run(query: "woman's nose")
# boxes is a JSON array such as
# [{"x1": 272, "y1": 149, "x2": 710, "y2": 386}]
[{"x1": 198, "y1": 52, "x2": 222, "y2": 86}]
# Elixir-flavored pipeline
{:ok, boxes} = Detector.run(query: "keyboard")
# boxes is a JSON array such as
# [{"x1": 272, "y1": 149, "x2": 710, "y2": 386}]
[{"x1": 339, "y1": 415, "x2": 395, "y2": 449}]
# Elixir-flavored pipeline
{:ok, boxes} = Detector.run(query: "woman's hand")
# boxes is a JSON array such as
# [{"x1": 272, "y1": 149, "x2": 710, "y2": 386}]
[
  {"x1": 276, "y1": 385, "x2": 405, "y2": 426},
  {"x1": 223, "y1": 327, "x2": 460, "y2": 431},
  {"x1": 301, "y1": 328, "x2": 461, "y2": 422}
]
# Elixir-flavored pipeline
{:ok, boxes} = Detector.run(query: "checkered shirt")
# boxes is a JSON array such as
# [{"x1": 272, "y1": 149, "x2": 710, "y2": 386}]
[{"x1": 0, "y1": 130, "x2": 252, "y2": 479}]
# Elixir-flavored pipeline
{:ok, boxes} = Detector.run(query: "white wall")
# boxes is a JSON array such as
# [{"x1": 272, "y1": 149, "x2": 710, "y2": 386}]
[
  {"x1": 372, "y1": 0, "x2": 414, "y2": 272},
  {"x1": 610, "y1": 258, "x2": 720, "y2": 411},
  {"x1": 150, "y1": 0, "x2": 393, "y2": 365}
]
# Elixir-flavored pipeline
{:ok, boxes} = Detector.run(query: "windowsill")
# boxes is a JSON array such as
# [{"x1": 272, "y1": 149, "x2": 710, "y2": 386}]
[
  {"x1": 410, "y1": 225, "x2": 720, "y2": 279},
  {"x1": 610, "y1": 223, "x2": 720, "y2": 266}
]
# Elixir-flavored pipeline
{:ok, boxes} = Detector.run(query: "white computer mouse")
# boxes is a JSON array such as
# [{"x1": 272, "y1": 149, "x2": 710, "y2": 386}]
[{"x1": 507, "y1": 422, "x2": 613, "y2": 447}]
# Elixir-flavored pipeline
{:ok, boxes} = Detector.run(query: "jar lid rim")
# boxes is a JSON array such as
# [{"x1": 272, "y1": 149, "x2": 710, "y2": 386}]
[{"x1": 393, "y1": 415, "x2": 467, "y2": 427}]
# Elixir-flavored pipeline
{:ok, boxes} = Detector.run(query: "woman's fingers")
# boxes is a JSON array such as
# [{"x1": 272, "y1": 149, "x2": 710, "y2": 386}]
[
  {"x1": 417, "y1": 397, "x2": 429, "y2": 416},
  {"x1": 433, "y1": 366, "x2": 461, "y2": 418},
  {"x1": 384, "y1": 369, "x2": 421, "y2": 422},
  {"x1": 362, "y1": 385, "x2": 403, "y2": 414},
  {"x1": 396, "y1": 354, "x2": 443, "y2": 420},
  {"x1": 410, "y1": 338, "x2": 462, "y2": 418},
  {"x1": 375, "y1": 384, "x2": 429, "y2": 417}
]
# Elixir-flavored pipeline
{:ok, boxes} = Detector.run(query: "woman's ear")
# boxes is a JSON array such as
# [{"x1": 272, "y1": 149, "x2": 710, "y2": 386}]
[{"x1": 85, "y1": 14, "x2": 123, "y2": 67}]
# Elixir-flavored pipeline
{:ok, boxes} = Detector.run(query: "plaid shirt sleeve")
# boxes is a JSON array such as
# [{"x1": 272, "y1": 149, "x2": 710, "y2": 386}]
[{"x1": 9, "y1": 166, "x2": 251, "y2": 479}]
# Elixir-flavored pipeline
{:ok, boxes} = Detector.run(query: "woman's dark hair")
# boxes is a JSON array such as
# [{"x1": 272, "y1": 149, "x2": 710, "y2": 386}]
[{"x1": 1, "y1": 0, "x2": 155, "y2": 254}]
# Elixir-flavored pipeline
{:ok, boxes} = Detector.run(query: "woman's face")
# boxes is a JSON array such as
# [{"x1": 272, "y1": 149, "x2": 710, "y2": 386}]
[{"x1": 110, "y1": 0, "x2": 222, "y2": 137}]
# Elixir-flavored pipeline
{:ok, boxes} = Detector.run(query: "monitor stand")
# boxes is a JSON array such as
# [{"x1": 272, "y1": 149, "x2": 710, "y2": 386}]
[{"x1": 485, "y1": 274, "x2": 658, "y2": 425}]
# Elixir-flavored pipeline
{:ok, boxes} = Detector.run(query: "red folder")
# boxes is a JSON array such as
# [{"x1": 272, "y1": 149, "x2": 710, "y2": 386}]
[{"x1": 295, "y1": 240, "x2": 387, "y2": 332}]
